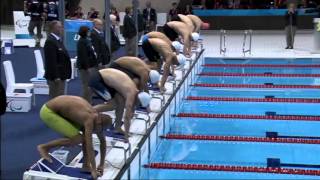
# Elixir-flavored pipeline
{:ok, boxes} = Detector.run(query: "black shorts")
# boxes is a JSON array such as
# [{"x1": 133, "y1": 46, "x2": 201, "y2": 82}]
[
  {"x1": 163, "y1": 24, "x2": 178, "y2": 41},
  {"x1": 88, "y1": 70, "x2": 116, "y2": 101},
  {"x1": 109, "y1": 62, "x2": 139, "y2": 80},
  {"x1": 142, "y1": 38, "x2": 160, "y2": 63}
]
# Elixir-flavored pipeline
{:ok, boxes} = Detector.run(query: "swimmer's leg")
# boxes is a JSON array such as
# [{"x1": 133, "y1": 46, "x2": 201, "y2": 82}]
[
  {"x1": 114, "y1": 95, "x2": 126, "y2": 135},
  {"x1": 37, "y1": 134, "x2": 83, "y2": 163},
  {"x1": 81, "y1": 135, "x2": 91, "y2": 172}
]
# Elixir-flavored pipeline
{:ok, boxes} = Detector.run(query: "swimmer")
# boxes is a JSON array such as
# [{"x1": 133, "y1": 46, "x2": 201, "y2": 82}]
[
  {"x1": 186, "y1": 14, "x2": 210, "y2": 32},
  {"x1": 141, "y1": 35, "x2": 186, "y2": 92},
  {"x1": 163, "y1": 21, "x2": 196, "y2": 56},
  {"x1": 108, "y1": 56, "x2": 160, "y2": 92},
  {"x1": 146, "y1": 31, "x2": 184, "y2": 53},
  {"x1": 172, "y1": 14, "x2": 195, "y2": 32},
  {"x1": 37, "y1": 95, "x2": 112, "y2": 179},
  {"x1": 89, "y1": 69, "x2": 152, "y2": 140}
]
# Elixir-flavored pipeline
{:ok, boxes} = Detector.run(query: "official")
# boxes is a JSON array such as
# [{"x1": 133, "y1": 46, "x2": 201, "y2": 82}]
[
  {"x1": 77, "y1": 26, "x2": 98, "y2": 103},
  {"x1": 44, "y1": 21, "x2": 71, "y2": 99},
  {"x1": 143, "y1": 1, "x2": 157, "y2": 33},
  {"x1": 123, "y1": 7, "x2": 137, "y2": 56},
  {"x1": 90, "y1": 19, "x2": 111, "y2": 68}
]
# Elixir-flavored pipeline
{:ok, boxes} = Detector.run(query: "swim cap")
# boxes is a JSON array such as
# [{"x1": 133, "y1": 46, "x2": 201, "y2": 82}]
[
  {"x1": 191, "y1": 32, "x2": 200, "y2": 41},
  {"x1": 172, "y1": 41, "x2": 183, "y2": 51},
  {"x1": 201, "y1": 22, "x2": 210, "y2": 30},
  {"x1": 177, "y1": 54, "x2": 186, "y2": 67},
  {"x1": 138, "y1": 92, "x2": 152, "y2": 107},
  {"x1": 149, "y1": 70, "x2": 160, "y2": 84}
]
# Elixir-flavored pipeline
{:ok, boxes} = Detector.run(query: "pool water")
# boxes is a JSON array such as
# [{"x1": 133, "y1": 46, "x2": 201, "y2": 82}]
[{"x1": 141, "y1": 58, "x2": 320, "y2": 179}]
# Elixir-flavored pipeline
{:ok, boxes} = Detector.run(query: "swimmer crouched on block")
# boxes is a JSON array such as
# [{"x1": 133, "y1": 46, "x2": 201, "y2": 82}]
[
  {"x1": 38, "y1": 95, "x2": 112, "y2": 179},
  {"x1": 89, "y1": 69, "x2": 152, "y2": 140},
  {"x1": 142, "y1": 35, "x2": 186, "y2": 92},
  {"x1": 186, "y1": 14, "x2": 210, "y2": 33},
  {"x1": 108, "y1": 56, "x2": 160, "y2": 92},
  {"x1": 163, "y1": 21, "x2": 197, "y2": 56},
  {"x1": 146, "y1": 31, "x2": 184, "y2": 54}
]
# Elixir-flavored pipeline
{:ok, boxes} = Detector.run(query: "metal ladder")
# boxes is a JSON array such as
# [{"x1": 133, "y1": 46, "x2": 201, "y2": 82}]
[
  {"x1": 242, "y1": 29, "x2": 253, "y2": 56},
  {"x1": 219, "y1": 29, "x2": 227, "y2": 55}
]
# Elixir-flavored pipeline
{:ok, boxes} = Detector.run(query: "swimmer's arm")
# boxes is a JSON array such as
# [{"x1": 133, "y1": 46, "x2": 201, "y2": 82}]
[
  {"x1": 183, "y1": 34, "x2": 191, "y2": 56},
  {"x1": 97, "y1": 131, "x2": 106, "y2": 173},
  {"x1": 140, "y1": 72, "x2": 149, "y2": 92},
  {"x1": 84, "y1": 121, "x2": 97, "y2": 177}
]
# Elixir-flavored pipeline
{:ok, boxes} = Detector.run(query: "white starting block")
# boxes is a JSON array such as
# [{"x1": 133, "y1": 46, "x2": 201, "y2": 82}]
[
  {"x1": 71, "y1": 58, "x2": 77, "y2": 79},
  {"x1": 30, "y1": 50, "x2": 49, "y2": 95},
  {"x1": 6, "y1": 93, "x2": 32, "y2": 112},
  {"x1": 24, "y1": 154, "x2": 93, "y2": 180},
  {"x1": 30, "y1": 78, "x2": 49, "y2": 95}
]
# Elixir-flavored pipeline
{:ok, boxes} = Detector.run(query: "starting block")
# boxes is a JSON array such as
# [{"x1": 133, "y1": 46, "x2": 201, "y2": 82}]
[
  {"x1": 24, "y1": 154, "x2": 93, "y2": 180},
  {"x1": 30, "y1": 78, "x2": 49, "y2": 95},
  {"x1": 6, "y1": 93, "x2": 32, "y2": 112}
]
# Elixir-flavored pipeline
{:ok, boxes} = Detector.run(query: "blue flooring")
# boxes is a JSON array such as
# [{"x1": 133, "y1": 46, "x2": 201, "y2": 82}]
[{"x1": 0, "y1": 46, "x2": 135, "y2": 179}]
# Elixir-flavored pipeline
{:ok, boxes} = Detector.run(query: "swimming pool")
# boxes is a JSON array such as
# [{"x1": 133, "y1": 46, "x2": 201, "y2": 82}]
[{"x1": 138, "y1": 57, "x2": 320, "y2": 179}]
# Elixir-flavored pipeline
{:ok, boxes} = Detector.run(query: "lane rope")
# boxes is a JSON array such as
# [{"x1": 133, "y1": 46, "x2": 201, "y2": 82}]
[
  {"x1": 145, "y1": 163, "x2": 320, "y2": 176},
  {"x1": 186, "y1": 96, "x2": 320, "y2": 103},
  {"x1": 203, "y1": 64, "x2": 320, "y2": 68},
  {"x1": 162, "y1": 134, "x2": 320, "y2": 144},
  {"x1": 193, "y1": 83, "x2": 320, "y2": 89},
  {"x1": 199, "y1": 72, "x2": 320, "y2": 78},
  {"x1": 177, "y1": 113, "x2": 320, "y2": 121}
]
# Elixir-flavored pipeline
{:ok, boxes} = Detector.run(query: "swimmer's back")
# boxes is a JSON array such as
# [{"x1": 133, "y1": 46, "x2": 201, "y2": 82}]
[{"x1": 46, "y1": 96, "x2": 95, "y2": 125}]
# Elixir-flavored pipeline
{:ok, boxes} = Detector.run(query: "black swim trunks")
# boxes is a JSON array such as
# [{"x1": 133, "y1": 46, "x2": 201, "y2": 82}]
[
  {"x1": 142, "y1": 35, "x2": 161, "y2": 62},
  {"x1": 163, "y1": 23, "x2": 179, "y2": 41},
  {"x1": 109, "y1": 62, "x2": 139, "y2": 80},
  {"x1": 88, "y1": 70, "x2": 116, "y2": 101}
]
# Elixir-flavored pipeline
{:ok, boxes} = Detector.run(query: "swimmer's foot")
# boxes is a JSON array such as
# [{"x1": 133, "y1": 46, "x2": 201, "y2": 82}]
[
  {"x1": 115, "y1": 128, "x2": 130, "y2": 142},
  {"x1": 81, "y1": 164, "x2": 91, "y2": 173},
  {"x1": 115, "y1": 128, "x2": 127, "y2": 137},
  {"x1": 37, "y1": 145, "x2": 52, "y2": 163}
]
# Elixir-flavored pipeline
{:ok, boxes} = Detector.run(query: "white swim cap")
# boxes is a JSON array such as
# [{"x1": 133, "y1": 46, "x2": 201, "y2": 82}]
[
  {"x1": 149, "y1": 70, "x2": 160, "y2": 84},
  {"x1": 138, "y1": 92, "x2": 152, "y2": 107},
  {"x1": 177, "y1": 54, "x2": 186, "y2": 67},
  {"x1": 172, "y1": 41, "x2": 183, "y2": 51},
  {"x1": 191, "y1": 32, "x2": 200, "y2": 41}
]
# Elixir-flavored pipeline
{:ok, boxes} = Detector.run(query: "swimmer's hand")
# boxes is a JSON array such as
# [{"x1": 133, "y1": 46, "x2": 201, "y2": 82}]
[
  {"x1": 37, "y1": 145, "x2": 53, "y2": 163},
  {"x1": 160, "y1": 86, "x2": 167, "y2": 94},
  {"x1": 124, "y1": 133, "x2": 130, "y2": 143},
  {"x1": 97, "y1": 164, "x2": 104, "y2": 176},
  {"x1": 172, "y1": 73, "x2": 177, "y2": 79}
]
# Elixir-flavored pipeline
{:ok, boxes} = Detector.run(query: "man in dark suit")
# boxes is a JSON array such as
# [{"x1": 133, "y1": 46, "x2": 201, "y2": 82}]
[
  {"x1": 110, "y1": 15, "x2": 121, "y2": 55},
  {"x1": 44, "y1": 20, "x2": 71, "y2": 99},
  {"x1": 143, "y1": 1, "x2": 157, "y2": 33},
  {"x1": 91, "y1": 19, "x2": 111, "y2": 68},
  {"x1": 123, "y1": 7, "x2": 137, "y2": 56}
]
